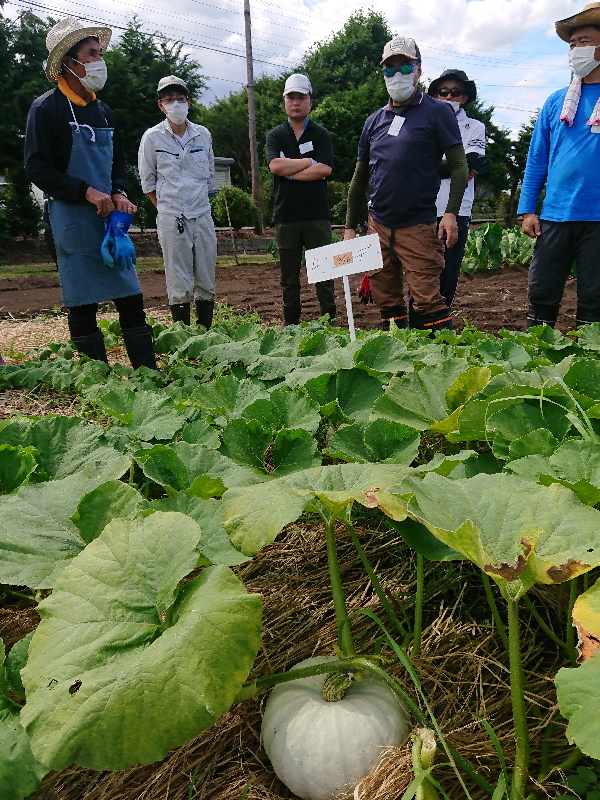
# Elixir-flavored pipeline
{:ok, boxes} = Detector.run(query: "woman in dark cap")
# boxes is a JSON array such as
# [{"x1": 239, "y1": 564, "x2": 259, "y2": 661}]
[{"x1": 425, "y1": 69, "x2": 487, "y2": 313}]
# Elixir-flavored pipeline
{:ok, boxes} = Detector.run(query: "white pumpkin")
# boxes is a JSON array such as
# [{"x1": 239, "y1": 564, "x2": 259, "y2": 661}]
[{"x1": 261, "y1": 656, "x2": 411, "y2": 800}]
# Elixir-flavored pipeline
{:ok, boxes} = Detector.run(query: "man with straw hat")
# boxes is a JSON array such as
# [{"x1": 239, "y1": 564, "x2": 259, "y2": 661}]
[
  {"x1": 24, "y1": 17, "x2": 157, "y2": 369},
  {"x1": 518, "y1": 3, "x2": 600, "y2": 330}
]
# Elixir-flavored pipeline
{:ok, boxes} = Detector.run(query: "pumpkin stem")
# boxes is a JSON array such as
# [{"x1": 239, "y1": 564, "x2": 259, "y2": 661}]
[{"x1": 322, "y1": 671, "x2": 354, "y2": 701}]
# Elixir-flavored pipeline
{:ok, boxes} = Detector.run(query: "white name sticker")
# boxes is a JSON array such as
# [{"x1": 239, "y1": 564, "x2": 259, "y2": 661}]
[
  {"x1": 592, "y1": 125, "x2": 600, "y2": 134},
  {"x1": 299, "y1": 141, "x2": 314, "y2": 154},
  {"x1": 387, "y1": 116, "x2": 405, "y2": 136}
]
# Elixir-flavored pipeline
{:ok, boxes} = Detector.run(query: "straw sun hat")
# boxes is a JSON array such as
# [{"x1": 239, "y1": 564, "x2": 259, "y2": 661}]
[
  {"x1": 556, "y1": 2, "x2": 600, "y2": 42},
  {"x1": 45, "y1": 17, "x2": 111, "y2": 82}
]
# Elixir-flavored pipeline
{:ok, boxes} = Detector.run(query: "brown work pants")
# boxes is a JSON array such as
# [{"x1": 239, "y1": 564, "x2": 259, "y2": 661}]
[{"x1": 367, "y1": 216, "x2": 447, "y2": 315}]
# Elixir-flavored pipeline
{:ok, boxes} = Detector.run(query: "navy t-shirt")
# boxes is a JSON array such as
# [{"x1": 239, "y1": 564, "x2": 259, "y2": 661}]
[{"x1": 358, "y1": 91, "x2": 462, "y2": 228}]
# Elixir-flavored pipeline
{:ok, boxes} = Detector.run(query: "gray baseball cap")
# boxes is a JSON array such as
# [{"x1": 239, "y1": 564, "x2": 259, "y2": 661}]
[{"x1": 157, "y1": 75, "x2": 189, "y2": 94}]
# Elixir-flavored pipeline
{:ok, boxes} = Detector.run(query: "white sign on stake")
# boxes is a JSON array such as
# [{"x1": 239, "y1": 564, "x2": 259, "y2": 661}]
[{"x1": 305, "y1": 233, "x2": 383, "y2": 341}]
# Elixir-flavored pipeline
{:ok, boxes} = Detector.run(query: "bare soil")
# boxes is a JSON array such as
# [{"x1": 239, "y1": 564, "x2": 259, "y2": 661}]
[{"x1": 0, "y1": 258, "x2": 579, "y2": 334}]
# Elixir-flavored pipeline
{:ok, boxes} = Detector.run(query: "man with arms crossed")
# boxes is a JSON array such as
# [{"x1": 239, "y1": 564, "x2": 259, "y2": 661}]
[
  {"x1": 519, "y1": 2, "x2": 600, "y2": 329},
  {"x1": 345, "y1": 37, "x2": 468, "y2": 331},
  {"x1": 266, "y1": 74, "x2": 336, "y2": 326}
]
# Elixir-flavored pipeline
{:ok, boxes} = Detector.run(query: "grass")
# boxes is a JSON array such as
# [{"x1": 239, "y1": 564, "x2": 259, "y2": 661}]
[{"x1": 0, "y1": 254, "x2": 275, "y2": 281}]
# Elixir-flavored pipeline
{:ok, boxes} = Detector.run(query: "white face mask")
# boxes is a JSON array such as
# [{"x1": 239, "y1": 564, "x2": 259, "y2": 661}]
[
  {"x1": 385, "y1": 72, "x2": 417, "y2": 103},
  {"x1": 68, "y1": 59, "x2": 107, "y2": 92},
  {"x1": 569, "y1": 44, "x2": 600, "y2": 77},
  {"x1": 162, "y1": 100, "x2": 189, "y2": 125},
  {"x1": 446, "y1": 100, "x2": 462, "y2": 114}
]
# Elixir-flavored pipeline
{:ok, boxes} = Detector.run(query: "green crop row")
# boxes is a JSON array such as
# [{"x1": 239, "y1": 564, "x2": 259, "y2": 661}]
[
  {"x1": 462, "y1": 222, "x2": 535, "y2": 274},
  {"x1": 2, "y1": 318, "x2": 600, "y2": 799}
]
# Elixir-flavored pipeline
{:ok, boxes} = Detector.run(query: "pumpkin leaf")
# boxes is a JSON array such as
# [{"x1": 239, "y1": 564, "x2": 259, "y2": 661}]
[
  {"x1": 0, "y1": 639, "x2": 48, "y2": 800},
  {"x1": 70, "y1": 481, "x2": 148, "y2": 544},
  {"x1": 0, "y1": 473, "x2": 130, "y2": 589},
  {"x1": 149, "y1": 494, "x2": 249, "y2": 565},
  {"x1": 506, "y1": 440, "x2": 600, "y2": 506},
  {"x1": 409, "y1": 473, "x2": 600, "y2": 596},
  {"x1": 241, "y1": 388, "x2": 321, "y2": 434},
  {"x1": 556, "y1": 653, "x2": 600, "y2": 760},
  {"x1": 222, "y1": 463, "x2": 415, "y2": 556},
  {"x1": 370, "y1": 359, "x2": 470, "y2": 430},
  {"x1": 135, "y1": 443, "x2": 262, "y2": 492},
  {"x1": 21, "y1": 512, "x2": 262, "y2": 771},
  {"x1": 0, "y1": 445, "x2": 37, "y2": 494}
]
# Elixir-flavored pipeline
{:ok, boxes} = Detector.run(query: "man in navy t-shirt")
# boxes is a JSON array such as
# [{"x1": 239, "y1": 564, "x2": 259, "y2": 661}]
[{"x1": 344, "y1": 36, "x2": 468, "y2": 331}]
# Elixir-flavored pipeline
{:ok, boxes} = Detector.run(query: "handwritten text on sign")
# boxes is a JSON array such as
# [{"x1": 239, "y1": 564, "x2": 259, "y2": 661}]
[{"x1": 305, "y1": 233, "x2": 383, "y2": 283}]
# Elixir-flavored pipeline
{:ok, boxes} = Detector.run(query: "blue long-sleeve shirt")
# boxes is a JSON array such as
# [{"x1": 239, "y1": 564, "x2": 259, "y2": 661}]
[{"x1": 518, "y1": 83, "x2": 600, "y2": 221}]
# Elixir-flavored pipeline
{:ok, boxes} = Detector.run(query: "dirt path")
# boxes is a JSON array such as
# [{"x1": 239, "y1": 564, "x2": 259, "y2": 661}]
[{"x1": 0, "y1": 259, "x2": 579, "y2": 335}]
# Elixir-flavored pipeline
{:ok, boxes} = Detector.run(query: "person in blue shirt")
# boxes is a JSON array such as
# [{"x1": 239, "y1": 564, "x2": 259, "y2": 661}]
[{"x1": 519, "y1": 1, "x2": 600, "y2": 329}]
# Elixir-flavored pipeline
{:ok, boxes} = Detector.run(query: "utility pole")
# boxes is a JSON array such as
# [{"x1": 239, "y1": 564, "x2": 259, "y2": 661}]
[{"x1": 244, "y1": 0, "x2": 263, "y2": 234}]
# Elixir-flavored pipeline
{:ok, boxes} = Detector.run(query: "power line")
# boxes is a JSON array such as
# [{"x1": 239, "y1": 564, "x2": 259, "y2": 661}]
[{"x1": 10, "y1": 0, "x2": 296, "y2": 66}]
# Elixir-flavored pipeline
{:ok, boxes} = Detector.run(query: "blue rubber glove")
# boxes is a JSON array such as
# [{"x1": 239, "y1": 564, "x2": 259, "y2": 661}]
[{"x1": 101, "y1": 211, "x2": 137, "y2": 270}]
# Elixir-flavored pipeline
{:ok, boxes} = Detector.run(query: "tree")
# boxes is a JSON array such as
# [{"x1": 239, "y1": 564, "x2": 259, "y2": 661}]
[
  {"x1": 98, "y1": 17, "x2": 207, "y2": 228},
  {"x1": 101, "y1": 17, "x2": 207, "y2": 168},
  {"x1": 504, "y1": 115, "x2": 537, "y2": 225},
  {"x1": 198, "y1": 10, "x2": 392, "y2": 217},
  {"x1": 0, "y1": 10, "x2": 51, "y2": 175}
]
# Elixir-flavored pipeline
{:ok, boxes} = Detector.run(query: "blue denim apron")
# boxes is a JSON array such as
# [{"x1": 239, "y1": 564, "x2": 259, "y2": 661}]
[{"x1": 48, "y1": 99, "x2": 141, "y2": 307}]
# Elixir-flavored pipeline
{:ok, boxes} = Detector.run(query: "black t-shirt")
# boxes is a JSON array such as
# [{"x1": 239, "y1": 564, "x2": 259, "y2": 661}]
[
  {"x1": 24, "y1": 88, "x2": 128, "y2": 204},
  {"x1": 265, "y1": 119, "x2": 334, "y2": 223}
]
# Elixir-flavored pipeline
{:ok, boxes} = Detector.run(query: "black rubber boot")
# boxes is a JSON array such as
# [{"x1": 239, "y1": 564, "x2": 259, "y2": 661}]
[
  {"x1": 195, "y1": 299, "x2": 214, "y2": 329},
  {"x1": 281, "y1": 302, "x2": 302, "y2": 327},
  {"x1": 170, "y1": 302, "x2": 190, "y2": 325},
  {"x1": 411, "y1": 308, "x2": 454, "y2": 334},
  {"x1": 575, "y1": 305, "x2": 600, "y2": 328},
  {"x1": 526, "y1": 303, "x2": 559, "y2": 330},
  {"x1": 122, "y1": 325, "x2": 159, "y2": 371},
  {"x1": 319, "y1": 304, "x2": 337, "y2": 321},
  {"x1": 380, "y1": 305, "x2": 408, "y2": 331},
  {"x1": 71, "y1": 329, "x2": 108, "y2": 363}
]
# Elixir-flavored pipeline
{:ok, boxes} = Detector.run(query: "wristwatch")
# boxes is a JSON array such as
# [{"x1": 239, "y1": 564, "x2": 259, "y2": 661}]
[{"x1": 114, "y1": 189, "x2": 128, "y2": 198}]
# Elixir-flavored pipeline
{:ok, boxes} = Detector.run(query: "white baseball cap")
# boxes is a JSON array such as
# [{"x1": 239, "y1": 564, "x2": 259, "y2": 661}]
[
  {"x1": 283, "y1": 74, "x2": 312, "y2": 96},
  {"x1": 380, "y1": 36, "x2": 421, "y2": 65}
]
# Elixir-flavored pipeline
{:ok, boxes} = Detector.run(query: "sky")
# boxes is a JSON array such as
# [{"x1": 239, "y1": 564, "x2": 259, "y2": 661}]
[{"x1": 5, "y1": 0, "x2": 585, "y2": 135}]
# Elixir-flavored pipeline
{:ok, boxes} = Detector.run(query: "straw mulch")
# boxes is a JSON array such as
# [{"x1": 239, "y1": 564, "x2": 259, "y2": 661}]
[
  {"x1": 24, "y1": 518, "x2": 574, "y2": 800},
  {"x1": 0, "y1": 307, "x2": 172, "y2": 419}
]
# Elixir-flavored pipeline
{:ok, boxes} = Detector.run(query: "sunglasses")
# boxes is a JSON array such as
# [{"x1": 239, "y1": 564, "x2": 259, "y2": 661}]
[
  {"x1": 383, "y1": 63, "x2": 418, "y2": 77},
  {"x1": 437, "y1": 88, "x2": 465, "y2": 98}
]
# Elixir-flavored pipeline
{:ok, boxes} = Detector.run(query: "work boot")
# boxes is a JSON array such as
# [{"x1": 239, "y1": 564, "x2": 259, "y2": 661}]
[
  {"x1": 122, "y1": 325, "x2": 159, "y2": 371},
  {"x1": 71, "y1": 329, "x2": 108, "y2": 363},
  {"x1": 170, "y1": 302, "x2": 190, "y2": 325},
  {"x1": 526, "y1": 303, "x2": 559, "y2": 330},
  {"x1": 575, "y1": 305, "x2": 600, "y2": 329},
  {"x1": 195, "y1": 299, "x2": 214, "y2": 330},
  {"x1": 380, "y1": 305, "x2": 408, "y2": 331},
  {"x1": 320, "y1": 304, "x2": 337, "y2": 321},
  {"x1": 281, "y1": 302, "x2": 302, "y2": 327},
  {"x1": 411, "y1": 308, "x2": 454, "y2": 334}
]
